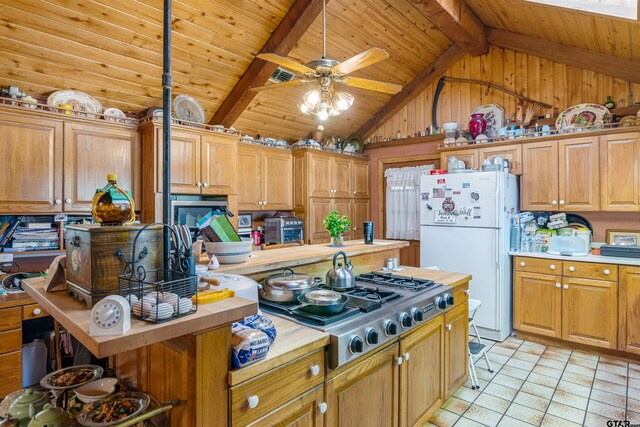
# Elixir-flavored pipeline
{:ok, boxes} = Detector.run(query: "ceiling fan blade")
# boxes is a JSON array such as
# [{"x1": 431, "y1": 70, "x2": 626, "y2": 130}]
[
  {"x1": 250, "y1": 80, "x2": 308, "y2": 92},
  {"x1": 331, "y1": 48, "x2": 390, "y2": 75},
  {"x1": 340, "y1": 77, "x2": 402, "y2": 94},
  {"x1": 256, "y1": 53, "x2": 315, "y2": 75}
]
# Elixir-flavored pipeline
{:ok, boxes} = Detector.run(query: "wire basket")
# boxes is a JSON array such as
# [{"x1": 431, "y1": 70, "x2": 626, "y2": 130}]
[{"x1": 117, "y1": 223, "x2": 198, "y2": 323}]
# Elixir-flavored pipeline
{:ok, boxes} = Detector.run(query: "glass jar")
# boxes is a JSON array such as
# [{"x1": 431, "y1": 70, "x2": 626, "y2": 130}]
[{"x1": 91, "y1": 174, "x2": 135, "y2": 225}]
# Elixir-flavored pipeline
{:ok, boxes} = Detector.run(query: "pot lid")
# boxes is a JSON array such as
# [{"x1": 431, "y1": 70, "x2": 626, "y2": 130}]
[
  {"x1": 13, "y1": 389, "x2": 46, "y2": 405},
  {"x1": 304, "y1": 290, "x2": 342, "y2": 304},
  {"x1": 32, "y1": 404, "x2": 66, "y2": 423},
  {"x1": 264, "y1": 268, "x2": 316, "y2": 289}
]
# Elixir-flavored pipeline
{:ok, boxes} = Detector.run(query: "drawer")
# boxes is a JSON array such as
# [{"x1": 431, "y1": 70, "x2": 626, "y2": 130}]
[
  {"x1": 0, "y1": 351, "x2": 22, "y2": 399},
  {"x1": 0, "y1": 307, "x2": 21, "y2": 332},
  {"x1": 515, "y1": 257, "x2": 562, "y2": 274},
  {"x1": 563, "y1": 262, "x2": 618, "y2": 281},
  {"x1": 230, "y1": 349, "x2": 324, "y2": 426},
  {"x1": 23, "y1": 303, "x2": 48, "y2": 320},
  {"x1": 0, "y1": 329, "x2": 21, "y2": 354},
  {"x1": 453, "y1": 282, "x2": 469, "y2": 307}
]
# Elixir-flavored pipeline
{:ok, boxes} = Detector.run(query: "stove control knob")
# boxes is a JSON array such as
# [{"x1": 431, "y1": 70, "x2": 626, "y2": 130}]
[
  {"x1": 436, "y1": 297, "x2": 446, "y2": 310},
  {"x1": 411, "y1": 307, "x2": 424, "y2": 322},
  {"x1": 400, "y1": 312, "x2": 412, "y2": 328},
  {"x1": 365, "y1": 328, "x2": 379, "y2": 345},
  {"x1": 349, "y1": 336, "x2": 364, "y2": 354},
  {"x1": 384, "y1": 320, "x2": 398, "y2": 336},
  {"x1": 444, "y1": 293, "x2": 454, "y2": 306}
]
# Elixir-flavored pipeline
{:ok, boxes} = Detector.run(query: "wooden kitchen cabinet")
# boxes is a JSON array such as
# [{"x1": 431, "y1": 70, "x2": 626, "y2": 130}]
[
  {"x1": 620, "y1": 267, "x2": 640, "y2": 355},
  {"x1": 324, "y1": 344, "x2": 400, "y2": 427},
  {"x1": 244, "y1": 385, "x2": 324, "y2": 427},
  {"x1": 478, "y1": 144, "x2": 523, "y2": 175},
  {"x1": 352, "y1": 159, "x2": 370, "y2": 198},
  {"x1": 521, "y1": 141, "x2": 558, "y2": 210},
  {"x1": 200, "y1": 134, "x2": 238, "y2": 195},
  {"x1": 351, "y1": 199, "x2": 370, "y2": 240},
  {"x1": 63, "y1": 122, "x2": 140, "y2": 212},
  {"x1": 600, "y1": 132, "x2": 640, "y2": 211},
  {"x1": 333, "y1": 157, "x2": 352, "y2": 198},
  {"x1": 562, "y1": 277, "x2": 617, "y2": 349},
  {"x1": 444, "y1": 301, "x2": 468, "y2": 398},
  {"x1": 309, "y1": 153, "x2": 334, "y2": 198},
  {"x1": 308, "y1": 198, "x2": 352, "y2": 243},
  {"x1": 237, "y1": 144, "x2": 292, "y2": 211},
  {"x1": 514, "y1": 271, "x2": 562, "y2": 338},
  {"x1": 169, "y1": 129, "x2": 201, "y2": 194},
  {"x1": 440, "y1": 149, "x2": 478, "y2": 171},
  {"x1": 0, "y1": 112, "x2": 63, "y2": 213},
  {"x1": 558, "y1": 137, "x2": 599, "y2": 211},
  {"x1": 399, "y1": 316, "x2": 443, "y2": 427}
]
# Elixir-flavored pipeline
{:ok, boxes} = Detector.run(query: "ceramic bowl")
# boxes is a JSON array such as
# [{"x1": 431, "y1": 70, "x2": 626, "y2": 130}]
[
  {"x1": 205, "y1": 240, "x2": 252, "y2": 264},
  {"x1": 74, "y1": 378, "x2": 117, "y2": 403}
]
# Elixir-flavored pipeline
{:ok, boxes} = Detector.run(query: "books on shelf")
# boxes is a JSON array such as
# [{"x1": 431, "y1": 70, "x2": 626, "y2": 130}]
[{"x1": 1, "y1": 217, "x2": 61, "y2": 252}]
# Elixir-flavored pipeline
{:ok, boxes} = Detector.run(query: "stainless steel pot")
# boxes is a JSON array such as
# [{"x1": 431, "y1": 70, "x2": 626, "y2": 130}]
[
  {"x1": 260, "y1": 268, "x2": 320, "y2": 303},
  {"x1": 296, "y1": 290, "x2": 349, "y2": 315},
  {"x1": 326, "y1": 251, "x2": 356, "y2": 289}
]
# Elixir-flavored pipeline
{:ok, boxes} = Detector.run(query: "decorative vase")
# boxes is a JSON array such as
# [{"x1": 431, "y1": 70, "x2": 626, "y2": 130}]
[
  {"x1": 468, "y1": 113, "x2": 487, "y2": 140},
  {"x1": 331, "y1": 235, "x2": 344, "y2": 247}
]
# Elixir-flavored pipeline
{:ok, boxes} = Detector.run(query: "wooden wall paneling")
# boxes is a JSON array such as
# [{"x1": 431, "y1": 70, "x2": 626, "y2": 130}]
[
  {"x1": 502, "y1": 47, "x2": 516, "y2": 118},
  {"x1": 539, "y1": 58, "x2": 554, "y2": 116},
  {"x1": 489, "y1": 47, "x2": 505, "y2": 111}
]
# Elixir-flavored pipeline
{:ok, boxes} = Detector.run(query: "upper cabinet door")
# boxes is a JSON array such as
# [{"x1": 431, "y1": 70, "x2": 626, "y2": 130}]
[
  {"x1": 351, "y1": 160, "x2": 370, "y2": 198},
  {"x1": 0, "y1": 113, "x2": 63, "y2": 213},
  {"x1": 262, "y1": 149, "x2": 293, "y2": 210},
  {"x1": 351, "y1": 199, "x2": 370, "y2": 241},
  {"x1": 558, "y1": 137, "x2": 599, "y2": 211},
  {"x1": 170, "y1": 130, "x2": 201, "y2": 194},
  {"x1": 63, "y1": 122, "x2": 140, "y2": 212},
  {"x1": 237, "y1": 145, "x2": 262, "y2": 210},
  {"x1": 478, "y1": 145, "x2": 523, "y2": 175},
  {"x1": 308, "y1": 153, "x2": 333, "y2": 198},
  {"x1": 333, "y1": 157, "x2": 352, "y2": 198},
  {"x1": 600, "y1": 132, "x2": 640, "y2": 211},
  {"x1": 200, "y1": 134, "x2": 237, "y2": 195},
  {"x1": 521, "y1": 141, "x2": 559, "y2": 211}
]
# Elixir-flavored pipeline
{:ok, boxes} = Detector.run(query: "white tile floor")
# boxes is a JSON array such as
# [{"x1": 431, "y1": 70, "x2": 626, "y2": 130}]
[{"x1": 428, "y1": 336, "x2": 640, "y2": 427}]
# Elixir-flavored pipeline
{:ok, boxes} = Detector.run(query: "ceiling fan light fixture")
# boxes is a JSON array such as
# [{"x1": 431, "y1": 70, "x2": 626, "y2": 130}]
[
  {"x1": 317, "y1": 109, "x2": 329, "y2": 121},
  {"x1": 303, "y1": 89, "x2": 321, "y2": 107},
  {"x1": 335, "y1": 91, "x2": 354, "y2": 111}
]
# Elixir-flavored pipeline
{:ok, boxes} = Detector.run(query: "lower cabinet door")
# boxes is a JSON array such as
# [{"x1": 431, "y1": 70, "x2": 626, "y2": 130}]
[
  {"x1": 399, "y1": 316, "x2": 443, "y2": 427},
  {"x1": 0, "y1": 351, "x2": 22, "y2": 398},
  {"x1": 243, "y1": 385, "x2": 325, "y2": 427},
  {"x1": 514, "y1": 271, "x2": 562, "y2": 338},
  {"x1": 444, "y1": 302, "x2": 468, "y2": 398},
  {"x1": 324, "y1": 344, "x2": 400, "y2": 427},
  {"x1": 562, "y1": 277, "x2": 617, "y2": 349},
  {"x1": 620, "y1": 267, "x2": 640, "y2": 355}
]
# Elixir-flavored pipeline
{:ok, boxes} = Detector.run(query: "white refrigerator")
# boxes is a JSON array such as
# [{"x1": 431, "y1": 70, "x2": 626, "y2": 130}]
[{"x1": 420, "y1": 171, "x2": 518, "y2": 341}]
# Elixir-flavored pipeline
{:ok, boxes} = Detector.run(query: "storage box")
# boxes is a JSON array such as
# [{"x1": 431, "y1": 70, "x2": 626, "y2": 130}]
[{"x1": 65, "y1": 224, "x2": 163, "y2": 307}]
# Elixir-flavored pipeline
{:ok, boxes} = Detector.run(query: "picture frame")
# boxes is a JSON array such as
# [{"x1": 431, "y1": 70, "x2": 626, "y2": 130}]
[
  {"x1": 238, "y1": 213, "x2": 252, "y2": 228},
  {"x1": 606, "y1": 229, "x2": 640, "y2": 246}
]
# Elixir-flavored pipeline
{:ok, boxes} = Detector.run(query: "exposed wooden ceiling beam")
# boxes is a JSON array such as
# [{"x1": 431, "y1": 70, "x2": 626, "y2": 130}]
[
  {"x1": 209, "y1": 0, "x2": 326, "y2": 126},
  {"x1": 487, "y1": 28, "x2": 640, "y2": 83},
  {"x1": 354, "y1": 44, "x2": 465, "y2": 139},
  {"x1": 409, "y1": 0, "x2": 488, "y2": 56}
]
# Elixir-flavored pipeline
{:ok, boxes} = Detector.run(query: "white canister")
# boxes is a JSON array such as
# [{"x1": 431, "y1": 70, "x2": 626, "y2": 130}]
[
  {"x1": 576, "y1": 229, "x2": 592, "y2": 253},
  {"x1": 22, "y1": 339, "x2": 47, "y2": 387}
]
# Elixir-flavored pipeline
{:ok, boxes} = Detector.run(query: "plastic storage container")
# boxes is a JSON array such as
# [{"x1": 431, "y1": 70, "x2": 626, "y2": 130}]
[
  {"x1": 21, "y1": 339, "x2": 47, "y2": 387},
  {"x1": 547, "y1": 236, "x2": 589, "y2": 256}
]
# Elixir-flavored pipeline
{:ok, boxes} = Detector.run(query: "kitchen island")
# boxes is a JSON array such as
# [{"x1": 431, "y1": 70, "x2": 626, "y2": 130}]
[{"x1": 21, "y1": 239, "x2": 413, "y2": 426}]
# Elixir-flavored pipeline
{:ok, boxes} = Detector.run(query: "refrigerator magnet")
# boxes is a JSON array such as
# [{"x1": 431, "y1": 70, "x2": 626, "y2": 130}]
[
  {"x1": 473, "y1": 206, "x2": 481, "y2": 219},
  {"x1": 462, "y1": 183, "x2": 470, "y2": 188},
  {"x1": 421, "y1": 192, "x2": 430, "y2": 201},
  {"x1": 441, "y1": 197, "x2": 455, "y2": 213},
  {"x1": 470, "y1": 191, "x2": 480, "y2": 202},
  {"x1": 433, "y1": 188, "x2": 445, "y2": 198}
]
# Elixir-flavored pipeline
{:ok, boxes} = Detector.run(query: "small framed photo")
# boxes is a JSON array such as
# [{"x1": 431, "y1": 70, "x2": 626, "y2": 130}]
[
  {"x1": 238, "y1": 213, "x2": 252, "y2": 228},
  {"x1": 606, "y1": 229, "x2": 640, "y2": 246}
]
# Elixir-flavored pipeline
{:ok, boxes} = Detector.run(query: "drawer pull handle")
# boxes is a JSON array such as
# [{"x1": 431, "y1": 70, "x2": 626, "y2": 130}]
[
  {"x1": 396, "y1": 357, "x2": 403, "y2": 366},
  {"x1": 464, "y1": 289, "x2": 469, "y2": 295},
  {"x1": 319, "y1": 402, "x2": 328, "y2": 414},
  {"x1": 309, "y1": 364, "x2": 320, "y2": 376},
  {"x1": 446, "y1": 324, "x2": 452, "y2": 331},
  {"x1": 247, "y1": 395, "x2": 259, "y2": 409},
  {"x1": 555, "y1": 283, "x2": 561, "y2": 288},
  {"x1": 404, "y1": 352, "x2": 410, "y2": 361},
  {"x1": 33, "y1": 308, "x2": 41, "y2": 316},
  {"x1": 550, "y1": 264, "x2": 556, "y2": 270},
  {"x1": 520, "y1": 262, "x2": 525, "y2": 267},
  {"x1": 604, "y1": 269, "x2": 611, "y2": 275},
  {"x1": 563, "y1": 284, "x2": 569, "y2": 290},
  {"x1": 569, "y1": 266, "x2": 575, "y2": 272}
]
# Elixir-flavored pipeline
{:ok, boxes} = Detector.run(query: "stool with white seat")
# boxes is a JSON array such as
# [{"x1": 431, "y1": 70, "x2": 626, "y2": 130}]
[{"x1": 467, "y1": 298, "x2": 493, "y2": 390}]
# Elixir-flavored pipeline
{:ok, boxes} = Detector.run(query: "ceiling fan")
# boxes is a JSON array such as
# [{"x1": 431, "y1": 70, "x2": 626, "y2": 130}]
[{"x1": 250, "y1": 0, "x2": 402, "y2": 120}]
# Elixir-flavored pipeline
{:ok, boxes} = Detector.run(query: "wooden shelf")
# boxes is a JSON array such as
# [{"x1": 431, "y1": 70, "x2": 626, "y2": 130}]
[{"x1": 363, "y1": 134, "x2": 444, "y2": 151}]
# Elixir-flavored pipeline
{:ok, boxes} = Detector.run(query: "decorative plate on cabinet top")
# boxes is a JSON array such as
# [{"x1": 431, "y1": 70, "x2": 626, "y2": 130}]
[
  {"x1": 556, "y1": 103, "x2": 609, "y2": 128},
  {"x1": 103, "y1": 107, "x2": 126, "y2": 123},
  {"x1": 173, "y1": 94, "x2": 205, "y2": 124},
  {"x1": 47, "y1": 90, "x2": 103, "y2": 116},
  {"x1": 472, "y1": 103, "x2": 504, "y2": 138}
]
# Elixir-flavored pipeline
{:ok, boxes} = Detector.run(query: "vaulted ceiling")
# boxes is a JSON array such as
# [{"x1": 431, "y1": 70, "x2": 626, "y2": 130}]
[{"x1": 0, "y1": 0, "x2": 638, "y2": 141}]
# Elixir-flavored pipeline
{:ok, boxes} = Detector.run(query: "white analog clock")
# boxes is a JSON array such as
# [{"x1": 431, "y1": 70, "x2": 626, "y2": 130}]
[{"x1": 89, "y1": 295, "x2": 131, "y2": 336}]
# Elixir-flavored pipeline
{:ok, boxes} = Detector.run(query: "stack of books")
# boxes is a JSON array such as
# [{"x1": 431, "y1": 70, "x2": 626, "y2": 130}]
[{"x1": 2, "y1": 218, "x2": 60, "y2": 252}]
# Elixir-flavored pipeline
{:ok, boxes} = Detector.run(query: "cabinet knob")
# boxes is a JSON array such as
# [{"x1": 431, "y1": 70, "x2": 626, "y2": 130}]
[
  {"x1": 569, "y1": 266, "x2": 575, "y2": 272},
  {"x1": 396, "y1": 357, "x2": 403, "y2": 366},
  {"x1": 464, "y1": 289, "x2": 470, "y2": 295},
  {"x1": 555, "y1": 283, "x2": 561, "y2": 288},
  {"x1": 550, "y1": 264, "x2": 556, "y2": 270},
  {"x1": 604, "y1": 269, "x2": 611, "y2": 275},
  {"x1": 65, "y1": 198, "x2": 72, "y2": 204},
  {"x1": 203, "y1": 182, "x2": 209, "y2": 188},
  {"x1": 247, "y1": 395, "x2": 259, "y2": 409},
  {"x1": 563, "y1": 284, "x2": 569, "y2": 290},
  {"x1": 309, "y1": 364, "x2": 320, "y2": 376},
  {"x1": 258, "y1": 201, "x2": 263, "y2": 206},
  {"x1": 446, "y1": 324, "x2": 452, "y2": 331},
  {"x1": 404, "y1": 352, "x2": 410, "y2": 361},
  {"x1": 551, "y1": 200, "x2": 558, "y2": 205},
  {"x1": 196, "y1": 182, "x2": 202, "y2": 187},
  {"x1": 33, "y1": 308, "x2": 41, "y2": 316},
  {"x1": 559, "y1": 200, "x2": 565, "y2": 205},
  {"x1": 520, "y1": 262, "x2": 525, "y2": 267},
  {"x1": 263, "y1": 201, "x2": 267, "y2": 206},
  {"x1": 55, "y1": 199, "x2": 62, "y2": 205},
  {"x1": 319, "y1": 402, "x2": 328, "y2": 414},
  {"x1": 353, "y1": 227, "x2": 357, "y2": 231}
]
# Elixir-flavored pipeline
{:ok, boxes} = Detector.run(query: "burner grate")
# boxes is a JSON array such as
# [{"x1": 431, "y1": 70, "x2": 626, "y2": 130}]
[{"x1": 355, "y1": 272, "x2": 440, "y2": 291}]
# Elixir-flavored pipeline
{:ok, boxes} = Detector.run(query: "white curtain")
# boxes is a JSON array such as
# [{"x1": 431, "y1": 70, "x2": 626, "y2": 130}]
[{"x1": 385, "y1": 166, "x2": 433, "y2": 240}]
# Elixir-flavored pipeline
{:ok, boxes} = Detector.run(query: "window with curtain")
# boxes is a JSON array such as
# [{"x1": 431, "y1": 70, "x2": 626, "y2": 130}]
[{"x1": 385, "y1": 165, "x2": 433, "y2": 240}]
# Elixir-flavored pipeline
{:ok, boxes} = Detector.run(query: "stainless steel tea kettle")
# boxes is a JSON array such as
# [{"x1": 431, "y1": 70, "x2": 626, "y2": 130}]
[{"x1": 326, "y1": 251, "x2": 356, "y2": 289}]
